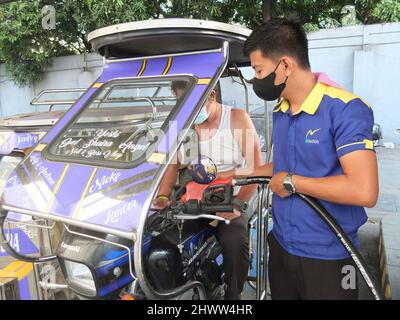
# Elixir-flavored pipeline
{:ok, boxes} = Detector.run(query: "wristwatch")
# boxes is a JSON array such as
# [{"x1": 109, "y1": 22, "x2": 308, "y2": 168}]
[
  {"x1": 283, "y1": 173, "x2": 296, "y2": 195},
  {"x1": 232, "y1": 198, "x2": 249, "y2": 214}
]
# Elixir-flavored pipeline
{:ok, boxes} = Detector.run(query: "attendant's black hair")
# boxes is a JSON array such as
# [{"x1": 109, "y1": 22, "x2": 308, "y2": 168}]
[{"x1": 244, "y1": 18, "x2": 311, "y2": 70}]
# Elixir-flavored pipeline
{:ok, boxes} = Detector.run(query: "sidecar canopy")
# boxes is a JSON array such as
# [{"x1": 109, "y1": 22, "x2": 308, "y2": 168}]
[{"x1": 88, "y1": 18, "x2": 251, "y2": 67}]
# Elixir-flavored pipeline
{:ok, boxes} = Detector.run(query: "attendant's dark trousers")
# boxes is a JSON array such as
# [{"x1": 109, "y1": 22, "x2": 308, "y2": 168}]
[{"x1": 268, "y1": 232, "x2": 358, "y2": 300}]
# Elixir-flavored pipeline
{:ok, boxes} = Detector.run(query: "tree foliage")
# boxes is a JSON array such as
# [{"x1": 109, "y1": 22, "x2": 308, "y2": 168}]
[
  {"x1": 372, "y1": 0, "x2": 400, "y2": 23},
  {"x1": 0, "y1": 0, "x2": 399, "y2": 86}
]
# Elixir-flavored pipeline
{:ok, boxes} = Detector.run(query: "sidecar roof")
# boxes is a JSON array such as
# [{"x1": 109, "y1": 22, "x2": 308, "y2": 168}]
[{"x1": 88, "y1": 18, "x2": 252, "y2": 67}]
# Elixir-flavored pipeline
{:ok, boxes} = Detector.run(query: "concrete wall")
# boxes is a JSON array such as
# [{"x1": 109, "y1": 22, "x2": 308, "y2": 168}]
[
  {"x1": 0, "y1": 53, "x2": 103, "y2": 116},
  {"x1": 308, "y1": 22, "x2": 400, "y2": 144},
  {"x1": 1, "y1": 22, "x2": 400, "y2": 142}
]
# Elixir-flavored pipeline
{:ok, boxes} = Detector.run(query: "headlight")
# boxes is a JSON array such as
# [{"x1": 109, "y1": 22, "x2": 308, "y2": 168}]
[
  {"x1": 0, "y1": 155, "x2": 23, "y2": 196},
  {"x1": 64, "y1": 260, "x2": 97, "y2": 297}
]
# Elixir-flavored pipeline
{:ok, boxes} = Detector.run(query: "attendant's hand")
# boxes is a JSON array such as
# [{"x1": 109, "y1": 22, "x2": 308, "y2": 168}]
[{"x1": 269, "y1": 171, "x2": 291, "y2": 198}]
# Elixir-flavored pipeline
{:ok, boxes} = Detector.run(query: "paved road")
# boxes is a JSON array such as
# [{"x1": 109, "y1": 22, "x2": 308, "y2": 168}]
[{"x1": 368, "y1": 146, "x2": 400, "y2": 215}]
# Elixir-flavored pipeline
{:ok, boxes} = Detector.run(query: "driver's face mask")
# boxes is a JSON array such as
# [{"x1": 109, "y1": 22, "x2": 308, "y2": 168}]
[
  {"x1": 252, "y1": 60, "x2": 288, "y2": 101},
  {"x1": 194, "y1": 102, "x2": 210, "y2": 125}
]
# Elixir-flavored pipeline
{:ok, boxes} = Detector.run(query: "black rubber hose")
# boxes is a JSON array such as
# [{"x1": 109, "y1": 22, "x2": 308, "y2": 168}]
[
  {"x1": 233, "y1": 176, "x2": 271, "y2": 186},
  {"x1": 199, "y1": 204, "x2": 233, "y2": 213},
  {"x1": 231, "y1": 177, "x2": 384, "y2": 300},
  {"x1": 297, "y1": 193, "x2": 384, "y2": 300}
]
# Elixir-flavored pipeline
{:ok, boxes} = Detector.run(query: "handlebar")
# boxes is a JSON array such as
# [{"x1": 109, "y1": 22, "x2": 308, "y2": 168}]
[
  {"x1": 152, "y1": 200, "x2": 233, "y2": 225},
  {"x1": 173, "y1": 213, "x2": 230, "y2": 225},
  {"x1": 172, "y1": 200, "x2": 232, "y2": 224}
]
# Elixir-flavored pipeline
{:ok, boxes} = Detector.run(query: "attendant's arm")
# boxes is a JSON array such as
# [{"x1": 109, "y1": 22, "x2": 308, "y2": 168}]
[{"x1": 292, "y1": 150, "x2": 378, "y2": 207}]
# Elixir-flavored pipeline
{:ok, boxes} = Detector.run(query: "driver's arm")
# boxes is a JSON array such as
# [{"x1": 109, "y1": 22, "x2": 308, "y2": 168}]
[
  {"x1": 218, "y1": 111, "x2": 272, "y2": 180},
  {"x1": 231, "y1": 109, "x2": 264, "y2": 203},
  {"x1": 154, "y1": 155, "x2": 179, "y2": 208}
]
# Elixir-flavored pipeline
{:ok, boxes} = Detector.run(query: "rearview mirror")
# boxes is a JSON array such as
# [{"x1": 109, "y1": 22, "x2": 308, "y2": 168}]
[{"x1": 187, "y1": 156, "x2": 217, "y2": 184}]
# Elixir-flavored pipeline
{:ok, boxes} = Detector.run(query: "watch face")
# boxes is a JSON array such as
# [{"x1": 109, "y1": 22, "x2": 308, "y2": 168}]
[{"x1": 284, "y1": 182, "x2": 294, "y2": 193}]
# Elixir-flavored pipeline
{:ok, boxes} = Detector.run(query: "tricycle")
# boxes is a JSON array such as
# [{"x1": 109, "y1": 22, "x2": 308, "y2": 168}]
[{"x1": 0, "y1": 18, "x2": 382, "y2": 300}]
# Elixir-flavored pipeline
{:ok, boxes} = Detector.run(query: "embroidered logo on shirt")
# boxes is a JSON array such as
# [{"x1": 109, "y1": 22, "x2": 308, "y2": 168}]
[{"x1": 305, "y1": 128, "x2": 321, "y2": 144}]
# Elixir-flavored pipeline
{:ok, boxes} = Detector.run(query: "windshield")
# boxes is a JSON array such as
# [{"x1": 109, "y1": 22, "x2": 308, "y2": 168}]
[{"x1": 47, "y1": 76, "x2": 194, "y2": 167}]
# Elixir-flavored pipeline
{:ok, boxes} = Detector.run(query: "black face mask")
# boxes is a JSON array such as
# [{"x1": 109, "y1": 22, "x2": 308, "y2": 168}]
[{"x1": 252, "y1": 61, "x2": 288, "y2": 101}]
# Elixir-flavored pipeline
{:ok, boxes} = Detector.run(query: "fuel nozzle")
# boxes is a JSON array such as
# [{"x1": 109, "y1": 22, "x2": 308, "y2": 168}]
[{"x1": 182, "y1": 199, "x2": 233, "y2": 215}]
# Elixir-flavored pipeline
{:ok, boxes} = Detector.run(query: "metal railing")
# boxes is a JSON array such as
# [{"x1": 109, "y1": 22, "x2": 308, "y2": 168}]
[{"x1": 30, "y1": 88, "x2": 87, "y2": 112}]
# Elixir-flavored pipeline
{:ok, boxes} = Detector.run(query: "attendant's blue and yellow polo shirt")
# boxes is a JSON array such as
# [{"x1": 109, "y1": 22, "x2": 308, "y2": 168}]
[{"x1": 272, "y1": 80, "x2": 375, "y2": 260}]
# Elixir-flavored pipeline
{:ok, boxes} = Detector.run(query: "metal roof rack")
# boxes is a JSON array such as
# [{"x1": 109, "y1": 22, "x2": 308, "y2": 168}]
[{"x1": 30, "y1": 88, "x2": 87, "y2": 112}]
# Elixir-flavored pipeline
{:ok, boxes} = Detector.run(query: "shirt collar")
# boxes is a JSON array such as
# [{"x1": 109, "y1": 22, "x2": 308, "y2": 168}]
[{"x1": 278, "y1": 80, "x2": 328, "y2": 116}]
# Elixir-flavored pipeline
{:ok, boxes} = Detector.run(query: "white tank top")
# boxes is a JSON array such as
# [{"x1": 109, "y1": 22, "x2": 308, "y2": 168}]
[{"x1": 179, "y1": 105, "x2": 246, "y2": 173}]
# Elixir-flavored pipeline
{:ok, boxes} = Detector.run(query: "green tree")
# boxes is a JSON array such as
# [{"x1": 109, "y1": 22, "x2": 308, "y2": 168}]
[
  {"x1": 0, "y1": 0, "x2": 159, "y2": 86},
  {"x1": 0, "y1": 1, "x2": 78, "y2": 86},
  {"x1": 1, "y1": 0, "x2": 399, "y2": 86},
  {"x1": 372, "y1": 0, "x2": 400, "y2": 23}
]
